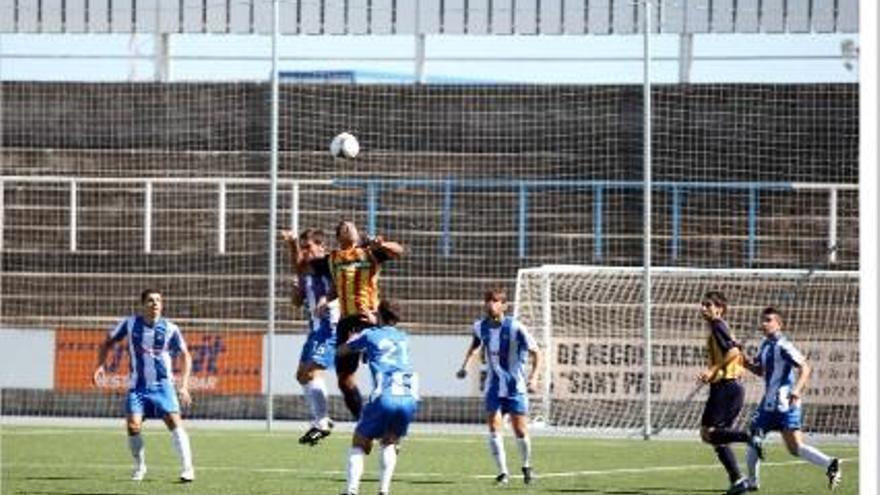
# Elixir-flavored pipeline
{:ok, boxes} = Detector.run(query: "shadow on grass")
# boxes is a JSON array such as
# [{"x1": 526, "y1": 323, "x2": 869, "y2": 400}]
[
  {"x1": 18, "y1": 492, "x2": 130, "y2": 495},
  {"x1": 22, "y1": 476, "x2": 88, "y2": 481},
  {"x1": 399, "y1": 479, "x2": 457, "y2": 486},
  {"x1": 547, "y1": 487, "x2": 719, "y2": 494}
]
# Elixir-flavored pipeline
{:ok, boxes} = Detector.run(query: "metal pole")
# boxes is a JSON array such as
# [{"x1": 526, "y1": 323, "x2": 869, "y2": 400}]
[
  {"x1": 540, "y1": 272, "x2": 553, "y2": 425},
  {"x1": 828, "y1": 188, "x2": 838, "y2": 264},
  {"x1": 69, "y1": 180, "x2": 78, "y2": 252},
  {"x1": 642, "y1": 0, "x2": 654, "y2": 440},
  {"x1": 144, "y1": 181, "x2": 153, "y2": 253},
  {"x1": 154, "y1": 33, "x2": 170, "y2": 82},
  {"x1": 218, "y1": 181, "x2": 227, "y2": 254},
  {"x1": 266, "y1": 0, "x2": 281, "y2": 432},
  {"x1": 290, "y1": 181, "x2": 300, "y2": 233},
  {"x1": 0, "y1": 182, "x2": 4, "y2": 252},
  {"x1": 414, "y1": 0, "x2": 426, "y2": 83},
  {"x1": 678, "y1": 33, "x2": 693, "y2": 83}
]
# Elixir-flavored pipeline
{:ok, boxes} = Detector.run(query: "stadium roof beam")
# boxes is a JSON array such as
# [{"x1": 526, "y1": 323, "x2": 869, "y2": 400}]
[{"x1": 0, "y1": 0, "x2": 859, "y2": 35}]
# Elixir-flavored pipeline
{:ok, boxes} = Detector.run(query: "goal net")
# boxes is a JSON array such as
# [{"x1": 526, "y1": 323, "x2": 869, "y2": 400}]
[
  {"x1": 514, "y1": 265, "x2": 859, "y2": 436},
  {"x1": 0, "y1": 80, "x2": 859, "y2": 427}
]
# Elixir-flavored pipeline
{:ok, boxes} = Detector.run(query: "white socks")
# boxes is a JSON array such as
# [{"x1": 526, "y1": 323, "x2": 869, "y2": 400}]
[
  {"x1": 798, "y1": 444, "x2": 832, "y2": 469},
  {"x1": 746, "y1": 440, "x2": 831, "y2": 486},
  {"x1": 303, "y1": 377, "x2": 330, "y2": 427},
  {"x1": 128, "y1": 433, "x2": 145, "y2": 468},
  {"x1": 346, "y1": 446, "x2": 365, "y2": 494},
  {"x1": 344, "y1": 444, "x2": 398, "y2": 495},
  {"x1": 379, "y1": 444, "x2": 398, "y2": 494},
  {"x1": 488, "y1": 431, "x2": 508, "y2": 475},
  {"x1": 745, "y1": 444, "x2": 761, "y2": 486},
  {"x1": 171, "y1": 427, "x2": 193, "y2": 470},
  {"x1": 516, "y1": 436, "x2": 532, "y2": 468}
]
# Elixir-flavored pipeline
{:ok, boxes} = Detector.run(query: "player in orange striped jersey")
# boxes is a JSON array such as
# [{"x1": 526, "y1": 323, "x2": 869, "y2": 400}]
[{"x1": 327, "y1": 220, "x2": 404, "y2": 419}]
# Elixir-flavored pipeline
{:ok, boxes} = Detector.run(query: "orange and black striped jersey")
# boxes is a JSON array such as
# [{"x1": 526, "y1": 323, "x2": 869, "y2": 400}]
[
  {"x1": 328, "y1": 246, "x2": 388, "y2": 318},
  {"x1": 706, "y1": 319, "x2": 745, "y2": 382}
]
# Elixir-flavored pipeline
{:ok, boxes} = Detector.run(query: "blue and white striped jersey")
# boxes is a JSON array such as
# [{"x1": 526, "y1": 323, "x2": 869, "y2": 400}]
[
  {"x1": 299, "y1": 271, "x2": 339, "y2": 333},
  {"x1": 472, "y1": 316, "x2": 538, "y2": 399},
  {"x1": 108, "y1": 315, "x2": 188, "y2": 390},
  {"x1": 346, "y1": 325, "x2": 419, "y2": 401},
  {"x1": 755, "y1": 333, "x2": 806, "y2": 412}
]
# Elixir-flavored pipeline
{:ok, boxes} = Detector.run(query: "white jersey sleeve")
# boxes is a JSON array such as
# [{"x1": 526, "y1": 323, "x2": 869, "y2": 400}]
[
  {"x1": 778, "y1": 338, "x2": 805, "y2": 366},
  {"x1": 512, "y1": 319, "x2": 539, "y2": 351},
  {"x1": 166, "y1": 321, "x2": 188, "y2": 354}
]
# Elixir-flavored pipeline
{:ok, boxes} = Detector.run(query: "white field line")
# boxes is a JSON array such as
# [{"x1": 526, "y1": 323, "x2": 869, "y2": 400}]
[
  {"x1": 0, "y1": 423, "x2": 859, "y2": 446},
  {"x1": 1, "y1": 428, "x2": 861, "y2": 453},
  {"x1": 3, "y1": 457, "x2": 857, "y2": 481}
]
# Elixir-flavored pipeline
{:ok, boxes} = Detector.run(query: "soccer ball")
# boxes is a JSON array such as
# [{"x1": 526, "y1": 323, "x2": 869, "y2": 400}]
[{"x1": 330, "y1": 132, "x2": 360, "y2": 159}]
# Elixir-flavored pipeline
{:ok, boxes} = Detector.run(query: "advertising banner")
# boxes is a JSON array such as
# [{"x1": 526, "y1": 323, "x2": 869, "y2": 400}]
[
  {"x1": 54, "y1": 329, "x2": 263, "y2": 394},
  {"x1": 549, "y1": 337, "x2": 857, "y2": 405}
]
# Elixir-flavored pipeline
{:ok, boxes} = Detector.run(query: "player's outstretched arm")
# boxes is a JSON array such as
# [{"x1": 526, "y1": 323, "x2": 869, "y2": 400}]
[
  {"x1": 456, "y1": 336, "x2": 481, "y2": 379},
  {"x1": 369, "y1": 236, "x2": 405, "y2": 259},
  {"x1": 281, "y1": 230, "x2": 299, "y2": 265}
]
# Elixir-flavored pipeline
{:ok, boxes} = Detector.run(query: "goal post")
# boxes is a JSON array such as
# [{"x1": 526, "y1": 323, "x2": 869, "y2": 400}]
[{"x1": 513, "y1": 265, "x2": 859, "y2": 436}]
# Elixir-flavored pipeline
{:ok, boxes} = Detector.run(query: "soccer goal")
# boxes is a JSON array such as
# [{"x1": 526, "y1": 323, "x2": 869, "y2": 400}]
[{"x1": 513, "y1": 265, "x2": 859, "y2": 436}]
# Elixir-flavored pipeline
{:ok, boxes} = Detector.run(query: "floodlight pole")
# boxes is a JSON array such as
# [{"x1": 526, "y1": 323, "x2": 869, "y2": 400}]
[
  {"x1": 642, "y1": 0, "x2": 654, "y2": 440},
  {"x1": 266, "y1": 0, "x2": 281, "y2": 432}
]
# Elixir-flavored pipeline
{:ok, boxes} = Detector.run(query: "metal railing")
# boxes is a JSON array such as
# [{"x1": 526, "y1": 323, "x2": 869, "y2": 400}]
[{"x1": 0, "y1": 175, "x2": 857, "y2": 265}]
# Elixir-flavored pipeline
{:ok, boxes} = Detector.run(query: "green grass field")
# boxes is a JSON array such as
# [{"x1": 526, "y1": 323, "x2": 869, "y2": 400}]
[{"x1": 1, "y1": 425, "x2": 858, "y2": 494}]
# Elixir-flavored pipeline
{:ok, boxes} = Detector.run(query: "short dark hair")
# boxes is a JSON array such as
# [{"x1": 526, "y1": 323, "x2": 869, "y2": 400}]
[
  {"x1": 298, "y1": 228, "x2": 325, "y2": 246},
  {"x1": 140, "y1": 288, "x2": 161, "y2": 303},
  {"x1": 761, "y1": 306, "x2": 782, "y2": 322},
  {"x1": 335, "y1": 220, "x2": 355, "y2": 238},
  {"x1": 484, "y1": 287, "x2": 508, "y2": 303},
  {"x1": 702, "y1": 290, "x2": 728, "y2": 315},
  {"x1": 378, "y1": 299, "x2": 402, "y2": 325}
]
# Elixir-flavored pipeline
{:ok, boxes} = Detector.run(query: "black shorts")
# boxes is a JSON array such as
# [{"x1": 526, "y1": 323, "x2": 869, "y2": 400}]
[
  {"x1": 700, "y1": 379, "x2": 745, "y2": 429},
  {"x1": 335, "y1": 315, "x2": 372, "y2": 375}
]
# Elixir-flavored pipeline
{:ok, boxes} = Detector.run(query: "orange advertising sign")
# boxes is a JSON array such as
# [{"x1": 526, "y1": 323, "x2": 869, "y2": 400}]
[{"x1": 55, "y1": 329, "x2": 263, "y2": 394}]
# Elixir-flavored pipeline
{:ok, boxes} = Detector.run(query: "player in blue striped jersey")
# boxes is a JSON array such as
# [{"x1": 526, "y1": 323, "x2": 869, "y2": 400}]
[
  {"x1": 743, "y1": 306, "x2": 842, "y2": 491},
  {"x1": 338, "y1": 299, "x2": 418, "y2": 495},
  {"x1": 283, "y1": 229, "x2": 339, "y2": 446},
  {"x1": 456, "y1": 287, "x2": 542, "y2": 486},
  {"x1": 93, "y1": 289, "x2": 194, "y2": 482}
]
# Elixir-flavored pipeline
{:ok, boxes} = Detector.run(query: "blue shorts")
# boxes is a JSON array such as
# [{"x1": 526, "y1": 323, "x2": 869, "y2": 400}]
[
  {"x1": 126, "y1": 383, "x2": 180, "y2": 418},
  {"x1": 751, "y1": 406, "x2": 803, "y2": 433},
  {"x1": 485, "y1": 393, "x2": 529, "y2": 416},
  {"x1": 355, "y1": 395, "x2": 418, "y2": 440},
  {"x1": 299, "y1": 319, "x2": 336, "y2": 369}
]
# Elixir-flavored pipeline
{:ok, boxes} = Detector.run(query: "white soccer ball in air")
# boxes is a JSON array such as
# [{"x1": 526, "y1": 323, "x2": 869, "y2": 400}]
[{"x1": 330, "y1": 132, "x2": 360, "y2": 159}]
